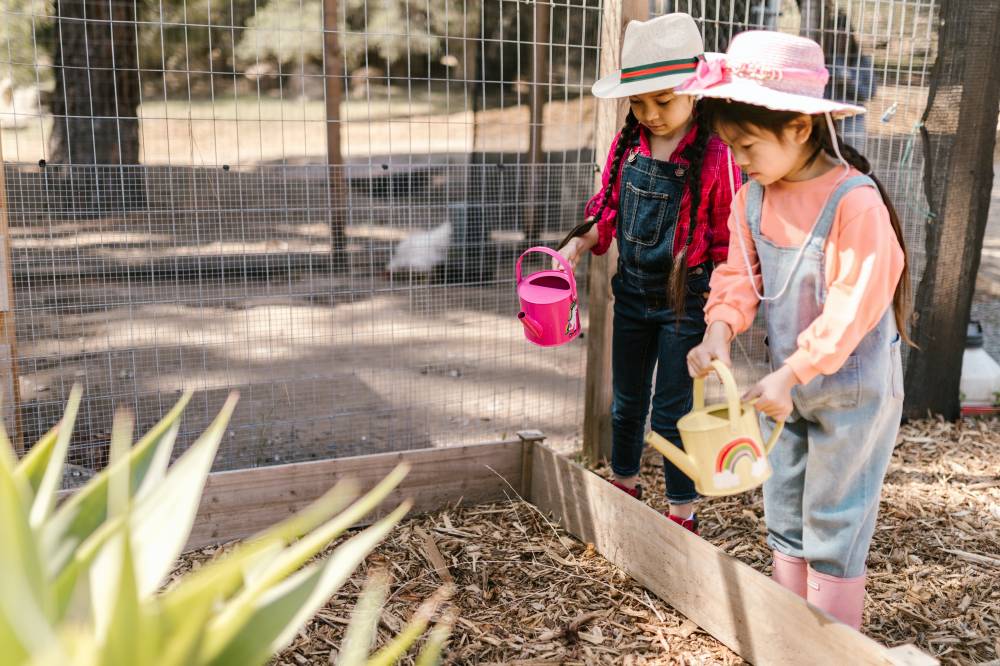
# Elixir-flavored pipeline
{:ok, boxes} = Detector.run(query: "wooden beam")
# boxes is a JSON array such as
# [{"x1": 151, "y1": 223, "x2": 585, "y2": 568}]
[
  {"x1": 530, "y1": 443, "x2": 936, "y2": 666},
  {"x1": 186, "y1": 439, "x2": 524, "y2": 549},
  {"x1": 582, "y1": 0, "x2": 647, "y2": 464},
  {"x1": 0, "y1": 139, "x2": 22, "y2": 453},
  {"x1": 904, "y1": 0, "x2": 1000, "y2": 419},
  {"x1": 323, "y1": 0, "x2": 347, "y2": 269}
]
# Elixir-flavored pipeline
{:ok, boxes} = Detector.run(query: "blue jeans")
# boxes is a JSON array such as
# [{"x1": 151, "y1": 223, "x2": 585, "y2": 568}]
[{"x1": 610, "y1": 269, "x2": 709, "y2": 504}]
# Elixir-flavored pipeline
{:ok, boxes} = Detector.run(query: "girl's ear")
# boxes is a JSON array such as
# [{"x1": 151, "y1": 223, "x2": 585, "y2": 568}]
[{"x1": 785, "y1": 114, "x2": 814, "y2": 145}]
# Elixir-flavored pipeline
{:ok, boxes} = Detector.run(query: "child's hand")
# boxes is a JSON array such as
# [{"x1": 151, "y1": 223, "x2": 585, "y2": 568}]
[
  {"x1": 553, "y1": 221, "x2": 598, "y2": 271},
  {"x1": 687, "y1": 321, "x2": 733, "y2": 378},
  {"x1": 743, "y1": 365, "x2": 799, "y2": 421}
]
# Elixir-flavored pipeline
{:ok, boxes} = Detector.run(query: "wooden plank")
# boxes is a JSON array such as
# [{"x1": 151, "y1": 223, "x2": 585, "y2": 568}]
[
  {"x1": 582, "y1": 0, "x2": 647, "y2": 463},
  {"x1": 187, "y1": 439, "x2": 523, "y2": 549},
  {"x1": 0, "y1": 142, "x2": 22, "y2": 453},
  {"x1": 530, "y1": 444, "x2": 936, "y2": 666}
]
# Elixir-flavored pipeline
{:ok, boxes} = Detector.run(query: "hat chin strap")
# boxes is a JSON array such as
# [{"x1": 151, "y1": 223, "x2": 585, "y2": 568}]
[{"x1": 824, "y1": 112, "x2": 851, "y2": 175}]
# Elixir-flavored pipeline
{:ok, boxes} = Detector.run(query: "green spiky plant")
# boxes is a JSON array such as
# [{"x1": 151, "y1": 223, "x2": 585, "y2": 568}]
[{"x1": 0, "y1": 386, "x2": 452, "y2": 665}]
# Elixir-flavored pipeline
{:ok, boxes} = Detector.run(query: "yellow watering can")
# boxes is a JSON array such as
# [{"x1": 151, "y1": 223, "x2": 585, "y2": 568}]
[{"x1": 645, "y1": 360, "x2": 784, "y2": 497}]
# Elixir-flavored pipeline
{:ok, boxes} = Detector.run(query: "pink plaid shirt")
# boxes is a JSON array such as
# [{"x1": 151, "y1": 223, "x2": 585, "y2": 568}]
[{"x1": 585, "y1": 122, "x2": 740, "y2": 266}]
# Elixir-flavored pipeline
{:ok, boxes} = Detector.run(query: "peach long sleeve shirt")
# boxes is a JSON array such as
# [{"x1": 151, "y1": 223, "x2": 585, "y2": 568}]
[{"x1": 705, "y1": 166, "x2": 904, "y2": 385}]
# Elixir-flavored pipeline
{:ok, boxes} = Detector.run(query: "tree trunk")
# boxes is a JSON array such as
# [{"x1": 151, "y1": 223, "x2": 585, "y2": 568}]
[
  {"x1": 49, "y1": 0, "x2": 143, "y2": 212},
  {"x1": 903, "y1": 0, "x2": 1000, "y2": 419}
]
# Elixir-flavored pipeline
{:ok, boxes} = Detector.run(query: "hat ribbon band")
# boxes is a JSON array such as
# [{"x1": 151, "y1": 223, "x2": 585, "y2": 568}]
[{"x1": 620, "y1": 56, "x2": 700, "y2": 84}]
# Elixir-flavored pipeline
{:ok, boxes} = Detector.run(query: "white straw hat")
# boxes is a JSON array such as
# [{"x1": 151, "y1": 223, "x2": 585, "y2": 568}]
[
  {"x1": 675, "y1": 31, "x2": 866, "y2": 118},
  {"x1": 592, "y1": 13, "x2": 704, "y2": 99}
]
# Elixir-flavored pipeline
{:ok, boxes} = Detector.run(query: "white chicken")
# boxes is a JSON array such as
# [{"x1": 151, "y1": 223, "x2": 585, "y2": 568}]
[
  {"x1": 0, "y1": 78, "x2": 41, "y2": 130},
  {"x1": 386, "y1": 221, "x2": 452, "y2": 274}
]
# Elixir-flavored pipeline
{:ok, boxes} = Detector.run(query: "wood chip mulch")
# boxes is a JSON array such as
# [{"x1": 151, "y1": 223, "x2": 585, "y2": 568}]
[
  {"x1": 608, "y1": 417, "x2": 999, "y2": 666},
  {"x1": 174, "y1": 418, "x2": 997, "y2": 665}
]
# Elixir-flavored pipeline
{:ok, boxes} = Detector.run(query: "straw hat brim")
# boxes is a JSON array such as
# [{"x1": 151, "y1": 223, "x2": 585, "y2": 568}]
[
  {"x1": 592, "y1": 69, "x2": 699, "y2": 99},
  {"x1": 677, "y1": 79, "x2": 866, "y2": 119}
]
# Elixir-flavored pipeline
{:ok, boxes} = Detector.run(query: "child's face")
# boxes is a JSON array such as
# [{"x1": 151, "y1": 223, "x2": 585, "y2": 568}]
[
  {"x1": 628, "y1": 89, "x2": 695, "y2": 138},
  {"x1": 716, "y1": 116, "x2": 814, "y2": 185}
]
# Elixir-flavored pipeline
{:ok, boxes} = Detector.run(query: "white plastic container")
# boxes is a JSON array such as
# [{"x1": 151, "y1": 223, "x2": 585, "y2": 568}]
[{"x1": 960, "y1": 322, "x2": 1000, "y2": 410}]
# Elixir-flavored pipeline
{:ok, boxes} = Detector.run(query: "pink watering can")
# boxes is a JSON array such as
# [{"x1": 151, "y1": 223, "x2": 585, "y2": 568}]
[{"x1": 516, "y1": 246, "x2": 581, "y2": 347}]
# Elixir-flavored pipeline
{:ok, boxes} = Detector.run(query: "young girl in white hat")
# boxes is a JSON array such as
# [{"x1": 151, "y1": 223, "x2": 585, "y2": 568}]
[
  {"x1": 557, "y1": 13, "x2": 740, "y2": 533},
  {"x1": 680, "y1": 30, "x2": 911, "y2": 629}
]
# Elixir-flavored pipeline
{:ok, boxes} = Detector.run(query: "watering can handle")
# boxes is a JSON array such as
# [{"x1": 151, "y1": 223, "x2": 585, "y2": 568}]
[
  {"x1": 692, "y1": 360, "x2": 743, "y2": 432},
  {"x1": 515, "y1": 246, "x2": 578, "y2": 299}
]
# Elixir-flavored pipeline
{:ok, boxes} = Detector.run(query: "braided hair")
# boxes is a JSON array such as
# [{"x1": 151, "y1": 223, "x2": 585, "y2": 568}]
[
  {"x1": 701, "y1": 98, "x2": 914, "y2": 346},
  {"x1": 667, "y1": 103, "x2": 713, "y2": 317},
  {"x1": 558, "y1": 111, "x2": 641, "y2": 252},
  {"x1": 812, "y1": 120, "x2": 914, "y2": 346},
  {"x1": 595, "y1": 110, "x2": 642, "y2": 225}
]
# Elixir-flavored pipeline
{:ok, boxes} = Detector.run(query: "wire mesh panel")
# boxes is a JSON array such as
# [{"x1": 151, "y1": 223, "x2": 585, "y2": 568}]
[
  {"x1": 0, "y1": 0, "x2": 601, "y2": 474},
  {"x1": 0, "y1": 0, "x2": 940, "y2": 475}
]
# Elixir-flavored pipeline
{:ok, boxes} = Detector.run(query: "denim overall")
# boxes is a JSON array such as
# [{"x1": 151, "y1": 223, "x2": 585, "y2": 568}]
[
  {"x1": 610, "y1": 148, "x2": 711, "y2": 504},
  {"x1": 746, "y1": 175, "x2": 904, "y2": 578}
]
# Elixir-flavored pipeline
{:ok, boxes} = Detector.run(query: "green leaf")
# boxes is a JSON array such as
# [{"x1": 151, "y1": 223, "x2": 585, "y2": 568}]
[
  {"x1": 0, "y1": 453, "x2": 57, "y2": 660},
  {"x1": 203, "y1": 502, "x2": 412, "y2": 666},
  {"x1": 12, "y1": 424, "x2": 59, "y2": 494},
  {"x1": 91, "y1": 531, "x2": 140, "y2": 665},
  {"x1": 204, "y1": 464, "x2": 411, "y2": 652},
  {"x1": 29, "y1": 384, "x2": 82, "y2": 530},
  {"x1": 42, "y1": 391, "x2": 193, "y2": 579},
  {"x1": 107, "y1": 410, "x2": 135, "y2": 521},
  {"x1": 338, "y1": 570, "x2": 390, "y2": 666},
  {"x1": 413, "y1": 615, "x2": 455, "y2": 666},
  {"x1": 129, "y1": 393, "x2": 238, "y2": 598},
  {"x1": 159, "y1": 479, "x2": 360, "y2": 625},
  {"x1": 366, "y1": 586, "x2": 452, "y2": 666}
]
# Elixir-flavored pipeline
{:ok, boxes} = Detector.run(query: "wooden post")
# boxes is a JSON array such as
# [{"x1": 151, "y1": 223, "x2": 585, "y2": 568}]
[
  {"x1": 582, "y1": 0, "x2": 648, "y2": 464},
  {"x1": 0, "y1": 140, "x2": 23, "y2": 453},
  {"x1": 516, "y1": 429, "x2": 545, "y2": 499},
  {"x1": 523, "y1": 0, "x2": 551, "y2": 243},
  {"x1": 323, "y1": 0, "x2": 347, "y2": 269},
  {"x1": 904, "y1": 0, "x2": 1000, "y2": 419}
]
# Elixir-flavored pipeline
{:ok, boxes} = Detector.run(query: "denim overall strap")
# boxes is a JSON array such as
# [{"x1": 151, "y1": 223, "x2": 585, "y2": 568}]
[
  {"x1": 745, "y1": 174, "x2": 877, "y2": 251},
  {"x1": 745, "y1": 179, "x2": 765, "y2": 238},
  {"x1": 809, "y1": 175, "x2": 878, "y2": 250}
]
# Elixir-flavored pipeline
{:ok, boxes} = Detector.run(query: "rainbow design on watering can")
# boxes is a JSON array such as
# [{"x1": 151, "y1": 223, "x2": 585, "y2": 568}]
[
  {"x1": 713, "y1": 437, "x2": 768, "y2": 490},
  {"x1": 645, "y1": 361, "x2": 784, "y2": 497}
]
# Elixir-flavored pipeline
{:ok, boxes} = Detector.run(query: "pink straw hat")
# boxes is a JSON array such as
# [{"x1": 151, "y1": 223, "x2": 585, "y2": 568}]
[{"x1": 676, "y1": 30, "x2": 866, "y2": 118}]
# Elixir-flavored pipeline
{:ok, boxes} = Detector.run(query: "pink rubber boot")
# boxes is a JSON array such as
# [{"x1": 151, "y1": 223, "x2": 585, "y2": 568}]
[
  {"x1": 807, "y1": 567, "x2": 866, "y2": 630},
  {"x1": 771, "y1": 551, "x2": 807, "y2": 598}
]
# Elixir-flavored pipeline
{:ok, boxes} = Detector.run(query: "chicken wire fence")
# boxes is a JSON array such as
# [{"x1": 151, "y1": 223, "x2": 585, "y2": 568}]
[{"x1": 0, "y1": 0, "x2": 937, "y2": 477}]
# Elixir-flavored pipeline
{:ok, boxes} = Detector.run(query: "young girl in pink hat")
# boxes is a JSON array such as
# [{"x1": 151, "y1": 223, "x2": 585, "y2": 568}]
[
  {"x1": 556, "y1": 13, "x2": 740, "y2": 533},
  {"x1": 680, "y1": 30, "x2": 912, "y2": 630}
]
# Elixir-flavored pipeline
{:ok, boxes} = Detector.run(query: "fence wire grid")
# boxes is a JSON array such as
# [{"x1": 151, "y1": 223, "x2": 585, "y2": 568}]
[{"x1": 0, "y1": 0, "x2": 937, "y2": 479}]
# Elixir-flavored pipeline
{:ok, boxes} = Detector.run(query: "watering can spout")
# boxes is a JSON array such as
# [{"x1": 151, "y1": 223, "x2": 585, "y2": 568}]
[
  {"x1": 518, "y1": 311, "x2": 543, "y2": 338},
  {"x1": 645, "y1": 431, "x2": 698, "y2": 482}
]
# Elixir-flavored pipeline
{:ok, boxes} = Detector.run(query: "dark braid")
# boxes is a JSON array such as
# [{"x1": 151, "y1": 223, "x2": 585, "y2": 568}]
[
  {"x1": 597, "y1": 110, "x2": 641, "y2": 225},
  {"x1": 667, "y1": 104, "x2": 713, "y2": 318},
  {"x1": 812, "y1": 120, "x2": 915, "y2": 347},
  {"x1": 558, "y1": 111, "x2": 641, "y2": 251}
]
